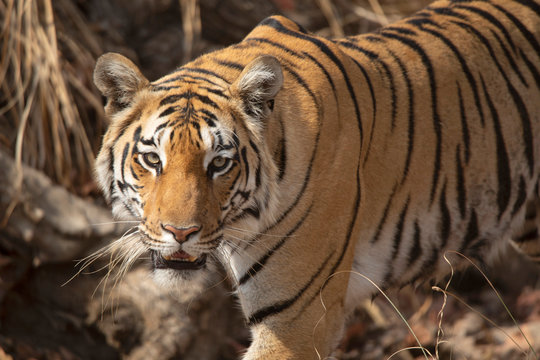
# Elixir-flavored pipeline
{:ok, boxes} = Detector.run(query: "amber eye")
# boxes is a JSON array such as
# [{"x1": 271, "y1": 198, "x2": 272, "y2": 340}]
[
  {"x1": 142, "y1": 152, "x2": 161, "y2": 168},
  {"x1": 211, "y1": 156, "x2": 228, "y2": 170}
]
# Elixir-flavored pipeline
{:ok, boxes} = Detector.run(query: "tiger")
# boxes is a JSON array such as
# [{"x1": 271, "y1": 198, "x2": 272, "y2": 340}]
[{"x1": 92, "y1": 0, "x2": 540, "y2": 358}]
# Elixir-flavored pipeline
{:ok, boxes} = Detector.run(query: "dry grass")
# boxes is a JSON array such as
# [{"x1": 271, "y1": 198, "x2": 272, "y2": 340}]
[
  {"x1": 312, "y1": 0, "x2": 432, "y2": 37},
  {"x1": 180, "y1": 0, "x2": 202, "y2": 64},
  {"x1": 0, "y1": 0, "x2": 105, "y2": 197}
]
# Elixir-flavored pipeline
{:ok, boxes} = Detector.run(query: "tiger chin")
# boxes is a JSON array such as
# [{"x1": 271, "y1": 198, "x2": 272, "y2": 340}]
[{"x1": 93, "y1": 0, "x2": 540, "y2": 359}]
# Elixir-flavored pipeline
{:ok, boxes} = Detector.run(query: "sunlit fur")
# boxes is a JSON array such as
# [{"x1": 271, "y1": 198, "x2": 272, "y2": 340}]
[{"x1": 93, "y1": 1, "x2": 540, "y2": 358}]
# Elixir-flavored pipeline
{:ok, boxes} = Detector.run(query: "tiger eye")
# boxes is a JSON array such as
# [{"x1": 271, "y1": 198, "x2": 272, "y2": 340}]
[
  {"x1": 212, "y1": 156, "x2": 227, "y2": 169},
  {"x1": 143, "y1": 152, "x2": 161, "y2": 167}
]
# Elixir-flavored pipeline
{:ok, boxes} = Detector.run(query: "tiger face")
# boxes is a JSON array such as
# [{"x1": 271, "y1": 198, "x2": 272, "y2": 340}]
[{"x1": 93, "y1": 53, "x2": 283, "y2": 283}]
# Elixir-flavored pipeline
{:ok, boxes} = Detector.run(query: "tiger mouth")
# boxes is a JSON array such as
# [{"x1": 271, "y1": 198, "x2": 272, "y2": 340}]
[{"x1": 151, "y1": 250, "x2": 207, "y2": 270}]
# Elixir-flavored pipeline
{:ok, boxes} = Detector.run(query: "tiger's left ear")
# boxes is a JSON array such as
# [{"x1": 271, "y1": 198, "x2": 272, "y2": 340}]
[{"x1": 231, "y1": 55, "x2": 283, "y2": 122}]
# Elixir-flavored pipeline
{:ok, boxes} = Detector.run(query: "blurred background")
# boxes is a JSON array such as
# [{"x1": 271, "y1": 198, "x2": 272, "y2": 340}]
[{"x1": 0, "y1": 0, "x2": 538, "y2": 359}]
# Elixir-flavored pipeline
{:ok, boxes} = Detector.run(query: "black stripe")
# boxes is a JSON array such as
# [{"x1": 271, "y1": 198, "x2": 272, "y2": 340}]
[
  {"x1": 456, "y1": 83, "x2": 471, "y2": 162},
  {"x1": 511, "y1": 176, "x2": 528, "y2": 216},
  {"x1": 215, "y1": 59, "x2": 244, "y2": 70},
  {"x1": 132, "y1": 126, "x2": 142, "y2": 143},
  {"x1": 120, "y1": 143, "x2": 130, "y2": 183},
  {"x1": 202, "y1": 87, "x2": 227, "y2": 98},
  {"x1": 439, "y1": 182, "x2": 451, "y2": 248},
  {"x1": 112, "y1": 110, "x2": 141, "y2": 144},
  {"x1": 202, "y1": 116, "x2": 216, "y2": 128},
  {"x1": 130, "y1": 165, "x2": 139, "y2": 181},
  {"x1": 199, "y1": 109, "x2": 218, "y2": 127},
  {"x1": 234, "y1": 189, "x2": 250, "y2": 201},
  {"x1": 387, "y1": 50, "x2": 414, "y2": 184},
  {"x1": 370, "y1": 185, "x2": 397, "y2": 244},
  {"x1": 407, "y1": 220, "x2": 422, "y2": 267},
  {"x1": 276, "y1": 117, "x2": 287, "y2": 181},
  {"x1": 247, "y1": 37, "x2": 306, "y2": 60},
  {"x1": 409, "y1": 246, "x2": 439, "y2": 285},
  {"x1": 406, "y1": 16, "x2": 442, "y2": 30},
  {"x1": 153, "y1": 75, "x2": 185, "y2": 86},
  {"x1": 238, "y1": 207, "x2": 311, "y2": 286},
  {"x1": 391, "y1": 197, "x2": 410, "y2": 261},
  {"x1": 159, "y1": 106, "x2": 177, "y2": 118},
  {"x1": 182, "y1": 67, "x2": 229, "y2": 83},
  {"x1": 186, "y1": 75, "x2": 224, "y2": 88},
  {"x1": 155, "y1": 121, "x2": 169, "y2": 134},
  {"x1": 249, "y1": 141, "x2": 262, "y2": 188},
  {"x1": 240, "y1": 146, "x2": 249, "y2": 186},
  {"x1": 140, "y1": 137, "x2": 154, "y2": 146},
  {"x1": 279, "y1": 63, "x2": 319, "y2": 109},
  {"x1": 160, "y1": 91, "x2": 220, "y2": 109},
  {"x1": 160, "y1": 94, "x2": 183, "y2": 106},
  {"x1": 189, "y1": 120, "x2": 202, "y2": 141},
  {"x1": 519, "y1": 48, "x2": 540, "y2": 91},
  {"x1": 154, "y1": 74, "x2": 223, "y2": 88},
  {"x1": 383, "y1": 26, "x2": 416, "y2": 36},
  {"x1": 169, "y1": 128, "x2": 176, "y2": 144},
  {"x1": 349, "y1": 56, "x2": 378, "y2": 163},
  {"x1": 380, "y1": 30, "x2": 442, "y2": 205},
  {"x1": 226, "y1": 170, "x2": 241, "y2": 193},
  {"x1": 107, "y1": 147, "x2": 115, "y2": 196},
  {"x1": 450, "y1": 20, "x2": 534, "y2": 175},
  {"x1": 480, "y1": 75, "x2": 512, "y2": 220},
  {"x1": 431, "y1": 6, "x2": 467, "y2": 21},
  {"x1": 455, "y1": 145, "x2": 467, "y2": 219},
  {"x1": 351, "y1": 57, "x2": 378, "y2": 123},
  {"x1": 258, "y1": 16, "x2": 307, "y2": 34}
]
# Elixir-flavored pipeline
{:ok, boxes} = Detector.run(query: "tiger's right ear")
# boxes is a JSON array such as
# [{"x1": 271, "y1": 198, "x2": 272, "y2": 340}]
[{"x1": 93, "y1": 53, "x2": 149, "y2": 114}]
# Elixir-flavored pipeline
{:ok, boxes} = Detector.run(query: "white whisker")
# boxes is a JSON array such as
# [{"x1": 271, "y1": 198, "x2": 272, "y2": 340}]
[
  {"x1": 90, "y1": 220, "x2": 140, "y2": 227},
  {"x1": 225, "y1": 225, "x2": 295, "y2": 238}
]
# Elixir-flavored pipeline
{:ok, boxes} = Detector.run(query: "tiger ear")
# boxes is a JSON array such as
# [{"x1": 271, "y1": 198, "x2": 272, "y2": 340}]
[
  {"x1": 93, "y1": 53, "x2": 149, "y2": 114},
  {"x1": 231, "y1": 55, "x2": 283, "y2": 121}
]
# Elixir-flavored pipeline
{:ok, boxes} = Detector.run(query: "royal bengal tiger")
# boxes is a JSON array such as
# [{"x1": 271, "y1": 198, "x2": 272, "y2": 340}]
[{"x1": 92, "y1": 0, "x2": 540, "y2": 358}]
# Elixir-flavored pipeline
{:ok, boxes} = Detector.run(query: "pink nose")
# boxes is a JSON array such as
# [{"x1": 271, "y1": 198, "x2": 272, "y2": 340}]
[{"x1": 163, "y1": 225, "x2": 200, "y2": 243}]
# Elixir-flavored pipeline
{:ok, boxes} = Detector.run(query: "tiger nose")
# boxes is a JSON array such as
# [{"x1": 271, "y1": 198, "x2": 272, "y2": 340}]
[{"x1": 163, "y1": 225, "x2": 201, "y2": 243}]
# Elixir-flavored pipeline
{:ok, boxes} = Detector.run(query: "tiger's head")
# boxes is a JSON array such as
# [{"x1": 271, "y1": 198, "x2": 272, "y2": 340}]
[{"x1": 93, "y1": 53, "x2": 283, "y2": 285}]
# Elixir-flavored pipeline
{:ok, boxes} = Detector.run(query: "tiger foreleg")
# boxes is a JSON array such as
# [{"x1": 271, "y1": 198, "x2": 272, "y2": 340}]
[{"x1": 237, "y1": 268, "x2": 351, "y2": 359}]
